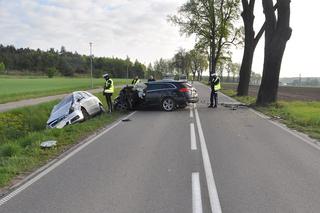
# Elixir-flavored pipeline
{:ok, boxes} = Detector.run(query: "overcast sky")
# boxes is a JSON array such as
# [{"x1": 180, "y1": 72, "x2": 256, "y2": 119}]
[{"x1": 0, "y1": 0, "x2": 319, "y2": 77}]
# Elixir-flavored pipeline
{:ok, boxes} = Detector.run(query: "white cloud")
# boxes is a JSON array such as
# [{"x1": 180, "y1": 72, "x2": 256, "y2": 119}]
[
  {"x1": 232, "y1": 0, "x2": 320, "y2": 77},
  {"x1": 0, "y1": 0, "x2": 194, "y2": 64},
  {"x1": 1, "y1": 0, "x2": 317, "y2": 77}
]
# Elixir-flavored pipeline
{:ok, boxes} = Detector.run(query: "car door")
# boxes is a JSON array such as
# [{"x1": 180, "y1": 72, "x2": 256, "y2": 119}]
[
  {"x1": 145, "y1": 84, "x2": 163, "y2": 106},
  {"x1": 81, "y1": 92, "x2": 100, "y2": 114},
  {"x1": 75, "y1": 92, "x2": 93, "y2": 114},
  {"x1": 83, "y1": 92, "x2": 101, "y2": 113}
]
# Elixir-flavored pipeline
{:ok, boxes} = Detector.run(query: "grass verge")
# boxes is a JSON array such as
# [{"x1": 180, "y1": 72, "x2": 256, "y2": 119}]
[
  {"x1": 0, "y1": 88, "x2": 126, "y2": 188},
  {"x1": 219, "y1": 86, "x2": 320, "y2": 141},
  {"x1": 0, "y1": 77, "x2": 129, "y2": 104}
]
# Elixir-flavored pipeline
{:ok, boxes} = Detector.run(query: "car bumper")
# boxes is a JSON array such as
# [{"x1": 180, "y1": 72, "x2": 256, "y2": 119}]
[
  {"x1": 47, "y1": 111, "x2": 84, "y2": 128},
  {"x1": 187, "y1": 96, "x2": 199, "y2": 103}
]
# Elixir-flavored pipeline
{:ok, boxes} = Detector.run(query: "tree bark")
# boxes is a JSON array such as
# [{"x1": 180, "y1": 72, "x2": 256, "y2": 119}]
[
  {"x1": 256, "y1": 0, "x2": 292, "y2": 105},
  {"x1": 237, "y1": 1, "x2": 278, "y2": 96},
  {"x1": 210, "y1": 42, "x2": 216, "y2": 75},
  {"x1": 237, "y1": 0, "x2": 255, "y2": 96}
]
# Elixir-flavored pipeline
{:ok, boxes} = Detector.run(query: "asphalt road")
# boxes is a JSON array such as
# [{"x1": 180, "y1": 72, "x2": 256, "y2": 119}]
[{"x1": 1, "y1": 82, "x2": 320, "y2": 213}]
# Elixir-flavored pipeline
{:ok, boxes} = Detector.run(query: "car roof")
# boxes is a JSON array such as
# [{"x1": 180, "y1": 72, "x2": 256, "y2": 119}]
[{"x1": 147, "y1": 80, "x2": 182, "y2": 84}]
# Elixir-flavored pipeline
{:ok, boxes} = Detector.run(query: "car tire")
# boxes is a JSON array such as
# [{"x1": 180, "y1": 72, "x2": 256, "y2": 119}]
[
  {"x1": 81, "y1": 108, "x2": 90, "y2": 120},
  {"x1": 115, "y1": 100, "x2": 128, "y2": 111},
  {"x1": 162, "y1": 97, "x2": 175, "y2": 111}
]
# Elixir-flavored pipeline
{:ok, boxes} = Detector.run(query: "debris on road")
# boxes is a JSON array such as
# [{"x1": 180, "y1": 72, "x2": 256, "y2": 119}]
[
  {"x1": 122, "y1": 118, "x2": 131, "y2": 122},
  {"x1": 221, "y1": 102, "x2": 248, "y2": 110},
  {"x1": 270, "y1": 115, "x2": 282, "y2": 120},
  {"x1": 40, "y1": 140, "x2": 57, "y2": 148}
]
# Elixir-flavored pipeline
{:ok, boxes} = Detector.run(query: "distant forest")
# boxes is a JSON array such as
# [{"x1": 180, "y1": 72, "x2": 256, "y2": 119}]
[{"x1": 0, "y1": 44, "x2": 146, "y2": 78}]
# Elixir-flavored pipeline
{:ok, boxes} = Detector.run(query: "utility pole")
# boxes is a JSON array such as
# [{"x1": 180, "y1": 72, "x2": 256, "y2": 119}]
[
  {"x1": 89, "y1": 42, "x2": 93, "y2": 88},
  {"x1": 299, "y1": 73, "x2": 302, "y2": 87},
  {"x1": 126, "y1": 63, "x2": 129, "y2": 85},
  {"x1": 126, "y1": 56, "x2": 129, "y2": 85}
]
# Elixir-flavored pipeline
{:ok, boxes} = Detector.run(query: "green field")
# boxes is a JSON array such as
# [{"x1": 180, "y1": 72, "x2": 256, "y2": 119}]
[
  {"x1": 0, "y1": 77, "x2": 129, "y2": 104},
  {"x1": 0, "y1": 89, "x2": 126, "y2": 188}
]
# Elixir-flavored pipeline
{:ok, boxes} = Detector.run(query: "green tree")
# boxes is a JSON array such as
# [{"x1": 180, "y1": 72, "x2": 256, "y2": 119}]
[
  {"x1": 231, "y1": 62, "x2": 240, "y2": 82},
  {"x1": 0, "y1": 44, "x2": 147, "y2": 78},
  {"x1": 173, "y1": 48, "x2": 193, "y2": 78},
  {"x1": 46, "y1": 67, "x2": 57, "y2": 78},
  {"x1": 188, "y1": 49, "x2": 208, "y2": 81},
  {"x1": 154, "y1": 58, "x2": 174, "y2": 77},
  {"x1": 250, "y1": 71, "x2": 261, "y2": 85},
  {"x1": 146, "y1": 63, "x2": 154, "y2": 79},
  {"x1": 169, "y1": 0, "x2": 242, "y2": 74},
  {"x1": 0, "y1": 62, "x2": 5, "y2": 74}
]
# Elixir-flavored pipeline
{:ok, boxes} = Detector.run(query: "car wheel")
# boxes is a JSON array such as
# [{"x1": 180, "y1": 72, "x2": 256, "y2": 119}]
[
  {"x1": 162, "y1": 98, "x2": 175, "y2": 111},
  {"x1": 115, "y1": 101, "x2": 128, "y2": 111},
  {"x1": 81, "y1": 108, "x2": 90, "y2": 120}
]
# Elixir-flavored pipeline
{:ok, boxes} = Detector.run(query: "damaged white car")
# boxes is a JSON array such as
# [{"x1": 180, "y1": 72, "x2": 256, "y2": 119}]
[{"x1": 47, "y1": 91, "x2": 105, "y2": 128}]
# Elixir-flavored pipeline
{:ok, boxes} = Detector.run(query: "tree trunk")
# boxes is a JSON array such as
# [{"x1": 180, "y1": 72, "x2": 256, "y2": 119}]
[
  {"x1": 210, "y1": 42, "x2": 216, "y2": 75},
  {"x1": 237, "y1": 0, "x2": 255, "y2": 96},
  {"x1": 257, "y1": 0, "x2": 292, "y2": 105},
  {"x1": 237, "y1": 35, "x2": 255, "y2": 95}
]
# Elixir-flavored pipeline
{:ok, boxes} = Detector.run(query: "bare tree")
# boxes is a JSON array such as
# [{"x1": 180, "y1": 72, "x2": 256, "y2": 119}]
[
  {"x1": 256, "y1": 0, "x2": 292, "y2": 105},
  {"x1": 237, "y1": 0, "x2": 278, "y2": 96}
]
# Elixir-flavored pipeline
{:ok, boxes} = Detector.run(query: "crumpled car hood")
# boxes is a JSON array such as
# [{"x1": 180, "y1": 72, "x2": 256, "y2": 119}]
[{"x1": 47, "y1": 102, "x2": 72, "y2": 124}]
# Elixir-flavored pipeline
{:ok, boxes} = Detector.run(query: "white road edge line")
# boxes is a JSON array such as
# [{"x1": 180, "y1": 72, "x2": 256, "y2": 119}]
[
  {"x1": 190, "y1": 106, "x2": 194, "y2": 118},
  {"x1": 0, "y1": 111, "x2": 137, "y2": 207},
  {"x1": 195, "y1": 108, "x2": 222, "y2": 213},
  {"x1": 192, "y1": 172, "x2": 203, "y2": 213},
  {"x1": 190, "y1": 123, "x2": 197, "y2": 150}
]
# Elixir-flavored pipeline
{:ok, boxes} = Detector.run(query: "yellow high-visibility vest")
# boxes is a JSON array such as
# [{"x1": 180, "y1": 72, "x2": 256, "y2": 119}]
[
  {"x1": 104, "y1": 79, "x2": 114, "y2": 93},
  {"x1": 213, "y1": 77, "x2": 221, "y2": 91},
  {"x1": 214, "y1": 82, "x2": 221, "y2": 91},
  {"x1": 133, "y1": 79, "x2": 141, "y2": 85}
]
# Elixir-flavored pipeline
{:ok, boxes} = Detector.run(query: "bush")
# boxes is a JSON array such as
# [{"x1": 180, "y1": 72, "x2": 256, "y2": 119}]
[
  {"x1": 0, "y1": 113, "x2": 27, "y2": 143},
  {"x1": 47, "y1": 67, "x2": 57, "y2": 78},
  {"x1": 0, "y1": 62, "x2": 5, "y2": 74},
  {"x1": 0, "y1": 143, "x2": 22, "y2": 157}
]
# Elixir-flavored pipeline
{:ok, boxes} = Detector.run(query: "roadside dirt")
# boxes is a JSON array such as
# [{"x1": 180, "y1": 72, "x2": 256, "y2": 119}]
[{"x1": 223, "y1": 84, "x2": 320, "y2": 101}]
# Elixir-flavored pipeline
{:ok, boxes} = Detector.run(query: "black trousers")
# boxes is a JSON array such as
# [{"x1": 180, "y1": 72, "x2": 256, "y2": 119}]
[
  {"x1": 105, "y1": 93, "x2": 113, "y2": 112},
  {"x1": 210, "y1": 90, "x2": 218, "y2": 106}
]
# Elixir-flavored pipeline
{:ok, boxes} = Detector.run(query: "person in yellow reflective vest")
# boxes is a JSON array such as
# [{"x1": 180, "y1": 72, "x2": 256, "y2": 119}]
[
  {"x1": 209, "y1": 73, "x2": 221, "y2": 108},
  {"x1": 131, "y1": 76, "x2": 141, "y2": 85},
  {"x1": 103, "y1": 73, "x2": 114, "y2": 113}
]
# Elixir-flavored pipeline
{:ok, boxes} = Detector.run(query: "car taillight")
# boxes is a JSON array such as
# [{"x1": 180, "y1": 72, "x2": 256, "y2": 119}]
[{"x1": 179, "y1": 87, "x2": 189, "y2": 93}]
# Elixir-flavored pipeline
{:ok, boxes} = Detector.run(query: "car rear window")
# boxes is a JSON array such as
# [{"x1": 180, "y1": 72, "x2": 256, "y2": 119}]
[
  {"x1": 148, "y1": 83, "x2": 176, "y2": 90},
  {"x1": 163, "y1": 84, "x2": 175, "y2": 89}
]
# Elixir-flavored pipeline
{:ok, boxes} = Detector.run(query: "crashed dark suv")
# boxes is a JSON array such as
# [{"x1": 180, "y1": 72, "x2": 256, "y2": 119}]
[{"x1": 114, "y1": 80, "x2": 199, "y2": 111}]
